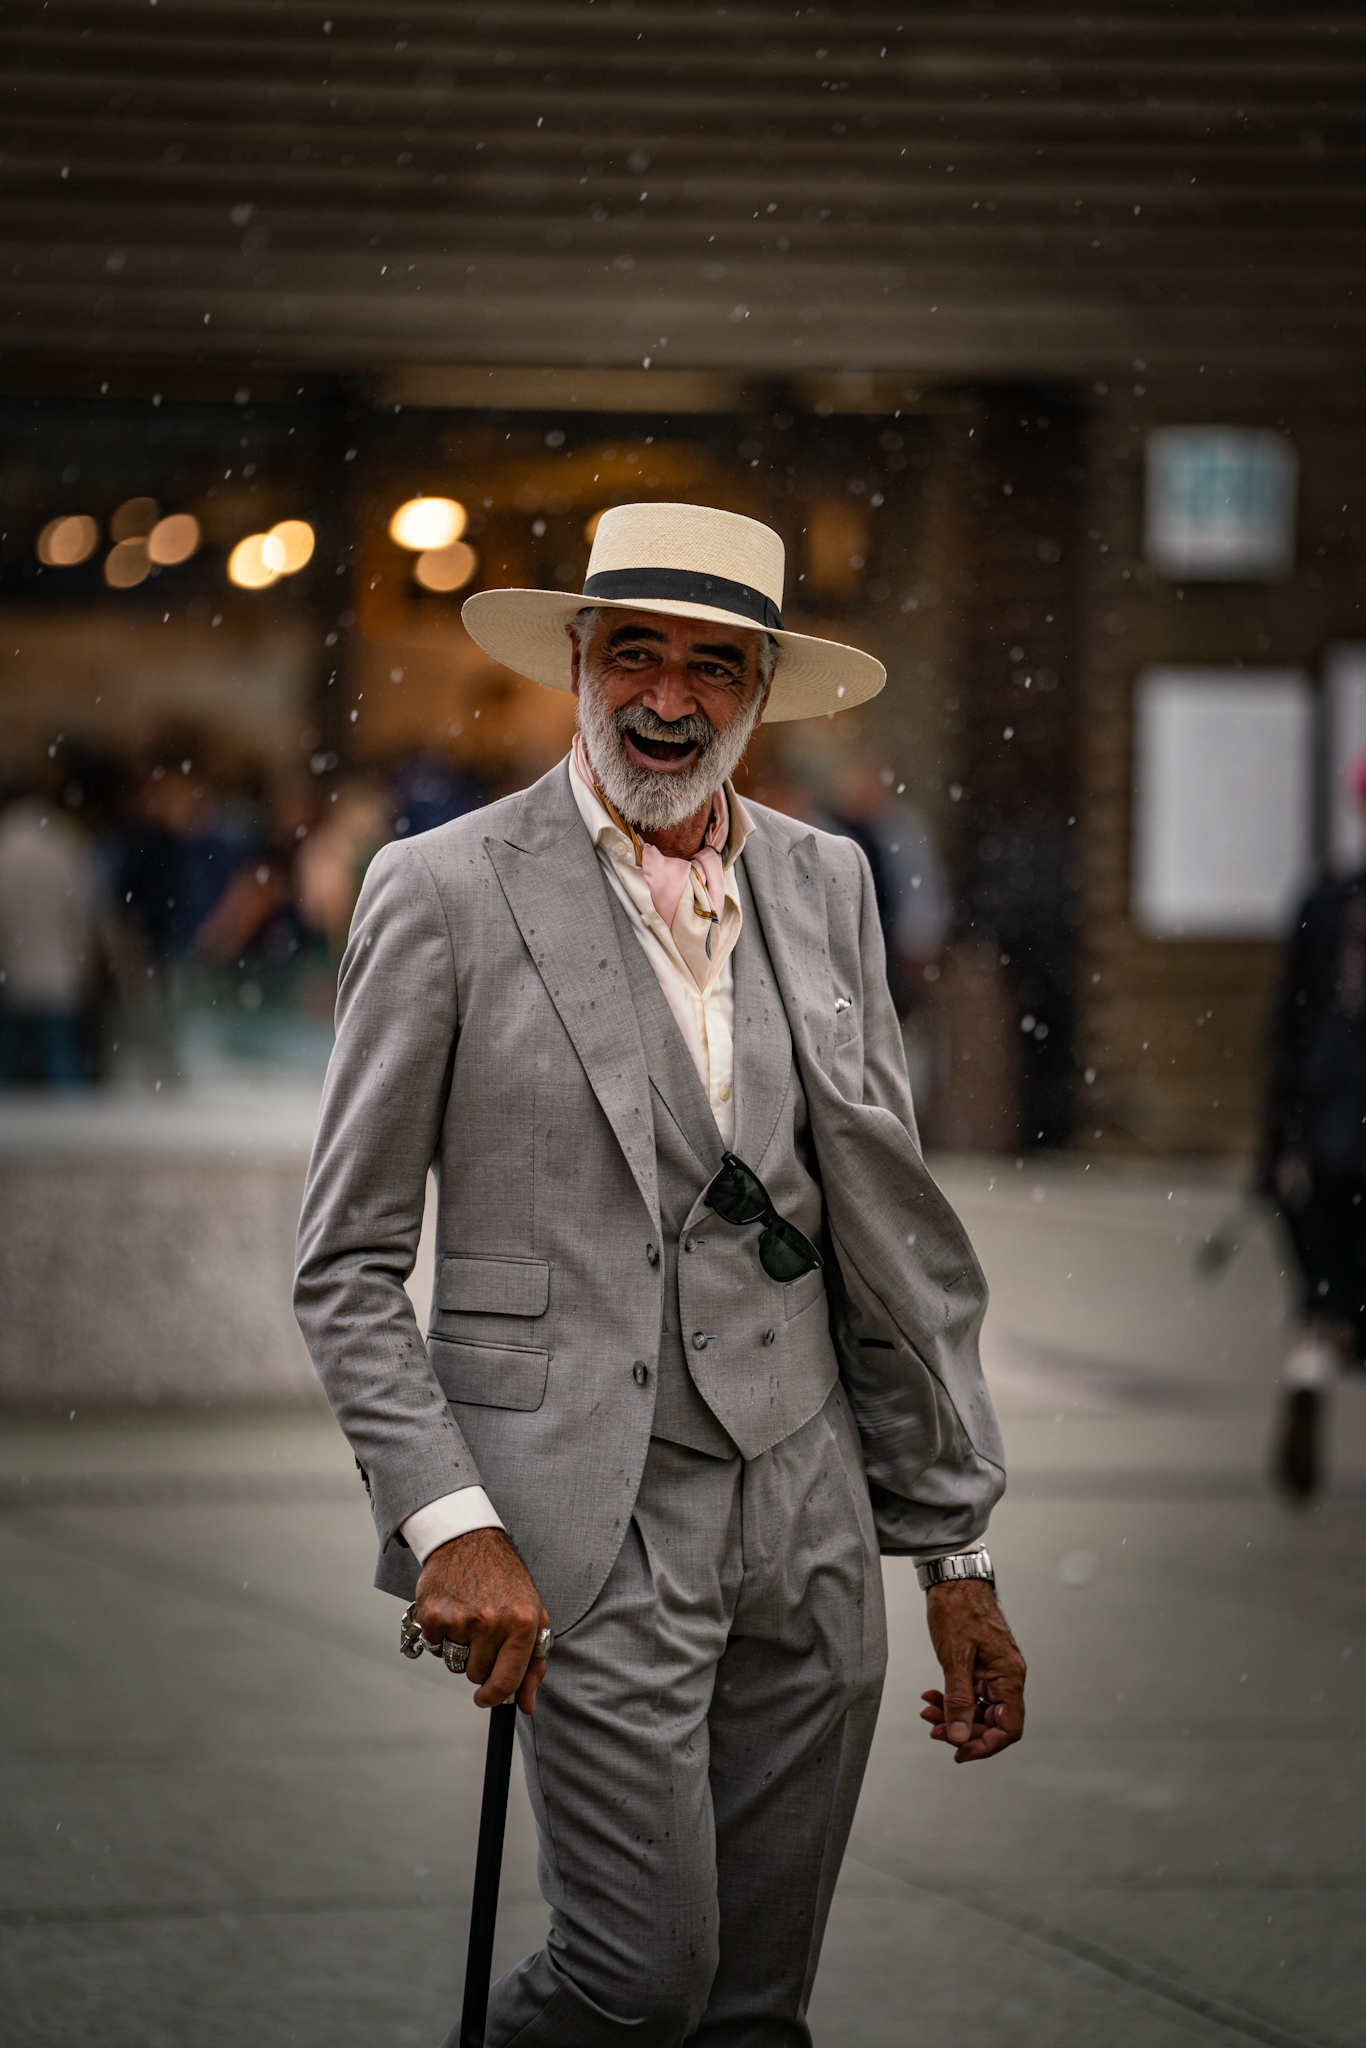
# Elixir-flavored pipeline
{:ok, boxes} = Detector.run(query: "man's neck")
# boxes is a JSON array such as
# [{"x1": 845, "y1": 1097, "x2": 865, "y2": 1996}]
[{"x1": 636, "y1": 800, "x2": 718, "y2": 861}]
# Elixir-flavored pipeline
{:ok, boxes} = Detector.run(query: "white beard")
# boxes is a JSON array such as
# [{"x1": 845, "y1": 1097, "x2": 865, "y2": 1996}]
[{"x1": 577, "y1": 672, "x2": 763, "y2": 834}]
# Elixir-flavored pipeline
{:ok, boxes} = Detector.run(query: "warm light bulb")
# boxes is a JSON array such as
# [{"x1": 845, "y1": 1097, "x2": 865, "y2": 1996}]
[
  {"x1": 110, "y1": 496, "x2": 160, "y2": 542},
  {"x1": 227, "y1": 534, "x2": 281, "y2": 588},
  {"x1": 147, "y1": 513, "x2": 200, "y2": 566},
  {"x1": 414, "y1": 540, "x2": 478, "y2": 592},
  {"x1": 104, "y1": 538, "x2": 151, "y2": 588},
  {"x1": 37, "y1": 514, "x2": 100, "y2": 566},
  {"x1": 583, "y1": 509, "x2": 608, "y2": 544},
  {"x1": 268, "y1": 519, "x2": 315, "y2": 573},
  {"x1": 389, "y1": 496, "x2": 466, "y2": 551}
]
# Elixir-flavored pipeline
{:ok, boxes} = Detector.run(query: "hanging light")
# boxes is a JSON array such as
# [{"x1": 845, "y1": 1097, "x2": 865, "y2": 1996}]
[
  {"x1": 104, "y1": 538, "x2": 151, "y2": 588},
  {"x1": 37, "y1": 514, "x2": 99, "y2": 566},
  {"x1": 147, "y1": 513, "x2": 201, "y2": 566},
  {"x1": 227, "y1": 533, "x2": 281, "y2": 588},
  {"x1": 268, "y1": 519, "x2": 315, "y2": 572},
  {"x1": 110, "y1": 496, "x2": 160, "y2": 542},
  {"x1": 414, "y1": 540, "x2": 477, "y2": 592},
  {"x1": 389, "y1": 496, "x2": 466, "y2": 551}
]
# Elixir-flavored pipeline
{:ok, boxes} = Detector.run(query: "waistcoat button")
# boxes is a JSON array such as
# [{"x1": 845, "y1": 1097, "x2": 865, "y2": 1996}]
[
  {"x1": 763, "y1": 1328, "x2": 777, "y2": 1346},
  {"x1": 645, "y1": 1244, "x2": 659, "y2": 1266},
  {"x1": 632, "y1": 1362, "x2": 649, "y2": 1385},
  {"x1": 692, "y1": 1332, "x2": 708, "y2": 1351}
]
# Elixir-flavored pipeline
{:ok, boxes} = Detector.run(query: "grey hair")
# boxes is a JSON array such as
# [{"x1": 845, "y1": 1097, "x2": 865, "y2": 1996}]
[{"x1": 569, "y1": 604, "x2": 781, "y2": 685}]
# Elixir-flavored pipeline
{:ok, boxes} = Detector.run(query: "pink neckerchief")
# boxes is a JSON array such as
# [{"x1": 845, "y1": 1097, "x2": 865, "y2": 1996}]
[{"x1": 572, "y1": 732, "x2": 729, "y2": 958}]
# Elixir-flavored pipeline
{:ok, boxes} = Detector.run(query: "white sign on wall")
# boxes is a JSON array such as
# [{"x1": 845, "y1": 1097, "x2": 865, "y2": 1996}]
[
  {"x1": 1133, "y1": 668, "x2": 1315, "y2": 938},
  {"x1": 1326, "y1": 645, "x2": 1366, "y2": 875},
  {"x1": 1144, "y1": 427, "x2": 1297, "y2": 580}
]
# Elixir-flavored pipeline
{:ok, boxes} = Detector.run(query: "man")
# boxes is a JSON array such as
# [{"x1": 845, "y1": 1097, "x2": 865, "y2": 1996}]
[
  {"x1": 1266, "y1": 747, "x2": 1366, "y2": 1498},
  {"x1": 295, "y1": 503, "x2": 1025, "y2": 2046}
]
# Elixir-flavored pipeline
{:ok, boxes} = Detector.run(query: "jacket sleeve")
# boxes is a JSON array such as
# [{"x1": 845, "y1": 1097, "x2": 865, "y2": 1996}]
[
  {"x1": 831, "y1": 837, "x2": 1007, "y2": 1555},
  {"x1": 294, "y1": 836, "x2": 484, "y2": 1552}
]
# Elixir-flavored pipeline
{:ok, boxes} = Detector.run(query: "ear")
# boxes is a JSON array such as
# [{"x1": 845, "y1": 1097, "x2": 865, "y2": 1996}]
[
  {"x1": 567, "y1": 622, "x2": 582, "y2": 701},
  {"x1": 753, "y1": 673, "x2": 774, "y2": 729}
]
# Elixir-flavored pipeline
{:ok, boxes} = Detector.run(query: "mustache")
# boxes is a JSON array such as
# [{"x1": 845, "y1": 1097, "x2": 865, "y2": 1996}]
[{"x1": 614, "y1": 704, "x2": 716, "y2": 752}]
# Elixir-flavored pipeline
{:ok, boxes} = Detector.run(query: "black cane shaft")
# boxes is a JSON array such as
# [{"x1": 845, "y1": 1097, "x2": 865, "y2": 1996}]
[{"x1": 459, "y1": 1702, "x2": 517, "y2": 2048}]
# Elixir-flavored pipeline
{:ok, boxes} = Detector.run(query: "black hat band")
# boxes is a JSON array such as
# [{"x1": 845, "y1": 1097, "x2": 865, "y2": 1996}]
[{"x1": 581, "y1": 566, "x2": 783, "y2": 632}]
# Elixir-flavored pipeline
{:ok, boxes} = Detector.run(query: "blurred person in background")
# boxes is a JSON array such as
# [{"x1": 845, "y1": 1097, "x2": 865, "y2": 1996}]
[
  {"x1": 390, "y1": 747, "x2": 489, "y2": 840},
  {"x1": 296, "y1": 772, "x2": 393, "y2": 962},
  {"x1": 116, "y1": 728, "x2": 255, "y2": 1075},
  {"x1": 119, "y1": 727, "x2": 252, "y2": 961},
  {"x1": 195, "y1": 771, "x2": 319, "y2": 996},
  {"x1": 1266, "y1": 748, "x2": 1366, "y2": 1499},
  {"x1": 0, "y1": 758, "x2": 116, "y2": 1086},
  {"x1": 822, "y1": 755, "x2": 952, "y2": 1015}
]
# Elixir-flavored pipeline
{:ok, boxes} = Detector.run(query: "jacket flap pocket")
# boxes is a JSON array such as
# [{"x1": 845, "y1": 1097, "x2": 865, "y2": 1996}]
[
  {"x1": 428, "y1": 1335, "x2": 549, "y2": 1412},
  {"x1": 437, "y1": 1255, "x2": 549, "y2": 1318}
]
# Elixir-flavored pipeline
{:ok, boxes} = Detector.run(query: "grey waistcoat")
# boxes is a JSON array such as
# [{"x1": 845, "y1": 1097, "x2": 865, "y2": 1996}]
[{"x1": 604, "y1": 865, "x2": 840, "y2": 1462}]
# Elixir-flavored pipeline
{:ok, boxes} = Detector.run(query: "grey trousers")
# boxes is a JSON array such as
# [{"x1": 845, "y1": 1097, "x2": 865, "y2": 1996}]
[{"x1": 478, "y1": 1384, "x2": 887, "y2": 2048}]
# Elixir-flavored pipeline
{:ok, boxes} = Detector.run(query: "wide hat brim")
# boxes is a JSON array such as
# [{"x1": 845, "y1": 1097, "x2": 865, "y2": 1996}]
[{"x1": 460, "y1": 587, "x2": 885, "y2": 722}]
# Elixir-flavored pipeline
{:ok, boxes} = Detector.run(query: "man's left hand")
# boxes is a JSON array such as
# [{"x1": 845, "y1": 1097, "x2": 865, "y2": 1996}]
[{"x1": 920, "y1": 1578, "x2": 1026, "y2": 1763}]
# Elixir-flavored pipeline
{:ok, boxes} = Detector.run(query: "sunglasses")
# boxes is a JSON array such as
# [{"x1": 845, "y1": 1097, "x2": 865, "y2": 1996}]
[{"x1": 703, "y1": 1152, "x2": 824, "y2": 1284}]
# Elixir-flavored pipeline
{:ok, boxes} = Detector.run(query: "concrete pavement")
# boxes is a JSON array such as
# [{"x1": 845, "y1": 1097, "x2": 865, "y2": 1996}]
[{"x1": 3, "y1": 1156, "x2": 1365, "y2": 2047}]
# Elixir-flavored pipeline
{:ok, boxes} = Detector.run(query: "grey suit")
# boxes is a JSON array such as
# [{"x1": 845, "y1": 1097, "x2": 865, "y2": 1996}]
[{"x1": 294, "y1": 758, "x2": 1004, "y2": 2043}]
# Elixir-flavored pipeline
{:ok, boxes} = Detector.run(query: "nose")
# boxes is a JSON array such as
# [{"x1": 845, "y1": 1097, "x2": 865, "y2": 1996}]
[{"x1": 637, "y1": 657, "x2": 698, "y2": 725}]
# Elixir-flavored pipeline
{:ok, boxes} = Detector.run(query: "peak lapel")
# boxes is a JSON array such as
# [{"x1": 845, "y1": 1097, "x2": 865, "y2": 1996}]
[
  {"x1": 483, "y1": 762, "x2": 659, "y2": 1231},
  {"x1": 740, "y1": 818, "x2": 838, "y2": 1081}
]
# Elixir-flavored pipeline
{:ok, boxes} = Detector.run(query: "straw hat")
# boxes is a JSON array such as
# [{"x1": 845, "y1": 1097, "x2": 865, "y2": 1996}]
[{"x1": 460, "y1": 502, "x2": 885, "y2": 722}]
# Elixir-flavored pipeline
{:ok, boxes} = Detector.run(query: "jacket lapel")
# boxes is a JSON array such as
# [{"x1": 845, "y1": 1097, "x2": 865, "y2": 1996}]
[
  {"x1": 739, "y1": 816, "x2": 838, "y2": 1083},
  {"x1": 483, "y1": 761, "x2": 659, "y2": 1231}
]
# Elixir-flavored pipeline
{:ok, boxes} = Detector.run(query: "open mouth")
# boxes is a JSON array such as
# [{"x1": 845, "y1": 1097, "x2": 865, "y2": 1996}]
[{"x1": 623, "y1": 729, "x2": 702, "y2": 768}]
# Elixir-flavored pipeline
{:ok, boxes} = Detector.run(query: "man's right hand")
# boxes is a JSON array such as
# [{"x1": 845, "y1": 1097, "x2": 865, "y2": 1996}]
[{"x1": 414, "y1": 1527, "x2": 551, "y2": 1714}]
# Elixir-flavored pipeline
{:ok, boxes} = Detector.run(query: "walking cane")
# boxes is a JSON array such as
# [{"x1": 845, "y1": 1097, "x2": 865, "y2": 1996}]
[
  {"x1": 458, "y1": 1701, "x2": 517, "y2": 2048},
  {"x1": 403, "y1": 1605, "x2": 536, "y2": 2048}
]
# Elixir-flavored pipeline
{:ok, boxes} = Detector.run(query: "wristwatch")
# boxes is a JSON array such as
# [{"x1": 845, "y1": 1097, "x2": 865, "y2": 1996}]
[{"x1": 916, "y1": 1548, "x2": 994, "y2": 1592}]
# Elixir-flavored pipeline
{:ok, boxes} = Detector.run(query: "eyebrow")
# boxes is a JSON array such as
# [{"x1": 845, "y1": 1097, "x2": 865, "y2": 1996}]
[
  {"x1": 604, "y1": 623, "x2": 746, "y2": 667},
  {"x1": 604, "y1": 623, "x2": 667, "y2": 650}
]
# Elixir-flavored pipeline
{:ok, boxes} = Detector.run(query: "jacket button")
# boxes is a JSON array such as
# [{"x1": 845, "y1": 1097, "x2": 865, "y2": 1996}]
[
  {"x1": 645, "y1": 1243, "x2": 659, "y2": 1266},
  {"x1": 692, "y1": 1332, "x2": 708, "y2": 1351},
  {"x1": 763, "y1": 1328, "x2": 777, "y2": 1346},
  {"x1": 633, "y1": 1362, "x2": 650, "y2": 1385},
  {"x1": 683, "y1": 1235, "x2": 697, "y2": 1253}
]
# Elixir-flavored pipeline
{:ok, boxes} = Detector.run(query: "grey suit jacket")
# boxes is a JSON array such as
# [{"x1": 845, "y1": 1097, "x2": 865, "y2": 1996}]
[{"x1": 294, "y1": 758, "x2": 1005, "y2": 1629}]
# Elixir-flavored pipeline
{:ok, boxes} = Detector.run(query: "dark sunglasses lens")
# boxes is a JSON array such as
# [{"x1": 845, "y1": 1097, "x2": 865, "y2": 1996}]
[
  {"x1": 759, "y1": 1219, "x2": 822, "y2": 1283},
  {"x1": 707, "y1": 1158, "x2": 769, "y2": 1225}
]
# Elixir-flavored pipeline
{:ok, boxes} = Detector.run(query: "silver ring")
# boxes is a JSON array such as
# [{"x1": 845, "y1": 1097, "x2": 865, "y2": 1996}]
[
  {"x1": 399, "y1": 1603, "x2": 471, "y2": 1676},
  {"x1": 399, "y1": 1602, "x2": 425, "y2": 1660},
  {"x1": 534, "y1": 1626, "x2": 553, "y2": 1660}
]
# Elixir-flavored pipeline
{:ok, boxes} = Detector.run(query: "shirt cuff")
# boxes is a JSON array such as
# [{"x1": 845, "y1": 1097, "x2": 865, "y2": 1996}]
[
  {"x1": 400, "y1": 1487, "x2": 504, "y2": 1566},
  {"x1": 908, "y1": 1540, "x2": 987, "y2": 1570}
]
